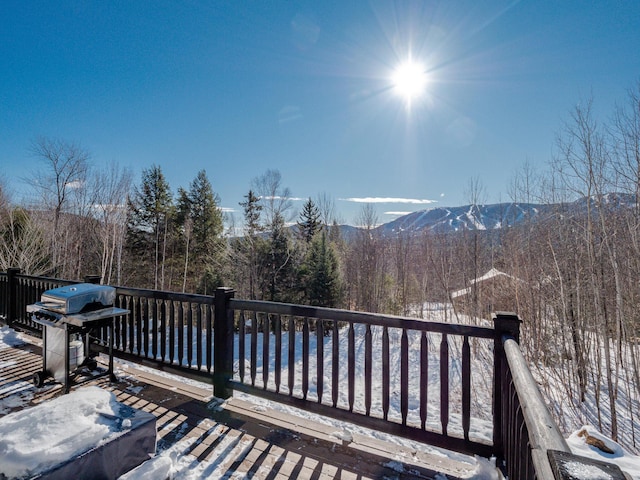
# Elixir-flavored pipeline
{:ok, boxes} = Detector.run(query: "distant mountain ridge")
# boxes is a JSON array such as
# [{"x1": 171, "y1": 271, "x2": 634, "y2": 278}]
[{"x1": 374, "y1": 192, "x2": 636, "y2": 235}]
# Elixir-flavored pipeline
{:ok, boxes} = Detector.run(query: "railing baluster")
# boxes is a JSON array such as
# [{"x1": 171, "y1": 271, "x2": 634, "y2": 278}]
[
  {"x1": 250, "y1": 312, "x2": 257, "y2": 387},
  {"x1": 420, "y1": 331, "x2": 428, "y2": 429},
  {"x1": 288, "y1": 316, "x2": 295, "y2": 395},
  {"x1": 132, "y1": 296, "x2": 139, "y2": 355},
  {"x1": 196, "y1": 304, "x2": 203, "y2": 370},
  {"x1": 187, "y1": 303, "x2": 193, "y2": 367},
  {"x1": 127, "y1": 295, "x2": 135, "y2": 353},
  {"x1": 332, "y1": 319, "x2": 339, "y2": 408},
  {"x1": 348, "y1": 321, "x2": 355, "y2": 412},
  {"x1": 317, "y1": 319, "x2": 324, "y2": 403},
  {"x1": 262, "y1": 313, "x2": 270, "y2": 389},
  {"x1": 193, "y1": 303, "x2": 204, "y2": 370},
  {"x1": 274, "y1": 314, "x2": 282, "y2": 393},
  {"x1": 206, "y1": 304, "x2": 213, "y2": 373},
  {"x1": 169, "y1": 300, "x2": 175, "y2": 363},
  {"x1": 151, "y1": 298, "x2": 158, "y2": 359},
  {"x1": 142, "y1": 297, "x2": 149, "y2": 357},
  {"x1": 239, "y1": 310, "x2": 246, "y2": 383},
  {"x1": 302, "y1": 317, "x2": 309, "y2": 399},
  {"x1": 177, "y1": 301, "x2": 184, "y2": 366},
  {"x1": 382, "y1": 326, "x2": 390, "y2": 421},
  {"x1": 462, "y1": 335, "x2": 471, "y2": 440},
  {"x1": 440, "y1": 333, "x2": 449, "y2": 436},
  {"x1": 364, "y1": 324, "x2": 372, "y2": 416},
  {"x1": 401, "y1": 328, "x2": 409, "y2": 425},
  {"x1": 160, "y1": 300, "x2": 167, "y2": 362}
]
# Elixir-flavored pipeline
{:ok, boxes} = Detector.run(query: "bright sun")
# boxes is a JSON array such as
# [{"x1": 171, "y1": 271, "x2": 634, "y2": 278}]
[{"x1": 391, "y1": 60, "x2": 427, "y2": 105}]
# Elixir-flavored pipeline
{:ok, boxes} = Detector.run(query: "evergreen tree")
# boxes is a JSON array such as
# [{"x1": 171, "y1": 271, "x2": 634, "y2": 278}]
[
  {"x1": 236, "y1": 190, "x2": 264, "y2": 299},
  {"x1": 259, "y1": 212, "x2": 300, "y2": 302},
  {"x1": 126, "y1": 165, "x2": 175, "y2": 289},
  {"x1": 303, "y1": 231, "x2": 342, "y2": 307},
  {"x1": 297, "y1": 198, "x2": 321, "y2": 243},
  {"x1": 176, "y1": 170, "x2": 225, "y2": 293}
]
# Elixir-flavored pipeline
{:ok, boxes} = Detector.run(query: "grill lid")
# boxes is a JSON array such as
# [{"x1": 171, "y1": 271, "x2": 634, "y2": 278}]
[{"x1": 39, "y1": 283, "x2": 116, "y2": 314}]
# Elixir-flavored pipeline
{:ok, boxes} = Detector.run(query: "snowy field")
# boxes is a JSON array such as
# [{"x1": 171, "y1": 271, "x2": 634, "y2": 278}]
[{"x1": 2, "y1": 309, "x2": 640, "y2": 479}]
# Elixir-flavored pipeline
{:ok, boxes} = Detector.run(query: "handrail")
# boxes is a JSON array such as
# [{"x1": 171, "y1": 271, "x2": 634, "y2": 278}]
[
  {"x1": 231, "y1": 298, "x2": 496, "y2": 337},
  {"x1": 501, "y1": 334, "x2": 569, "y2": 479}
]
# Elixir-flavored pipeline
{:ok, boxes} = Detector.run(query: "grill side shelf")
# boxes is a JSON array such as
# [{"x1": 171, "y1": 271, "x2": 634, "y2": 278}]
[{"x1": 62, "y1": 307, "x2": 129, "y2": 327}]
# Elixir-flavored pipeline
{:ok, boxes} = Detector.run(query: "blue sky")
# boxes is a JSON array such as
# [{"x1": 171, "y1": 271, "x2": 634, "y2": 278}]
[{"x1": 1, "y1": 1, "x2": 639, "y2": 225}]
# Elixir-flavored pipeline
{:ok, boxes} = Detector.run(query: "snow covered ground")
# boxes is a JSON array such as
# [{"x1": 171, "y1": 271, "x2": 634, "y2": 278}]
[{"x1": 2, "y1": 315, "x2": 640, "y2": 479}]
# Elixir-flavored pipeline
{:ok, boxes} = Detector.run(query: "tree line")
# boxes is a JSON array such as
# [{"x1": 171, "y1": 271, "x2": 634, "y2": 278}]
[{"x1": 1, "y1": 82, "x2": 640, "y2": 451}]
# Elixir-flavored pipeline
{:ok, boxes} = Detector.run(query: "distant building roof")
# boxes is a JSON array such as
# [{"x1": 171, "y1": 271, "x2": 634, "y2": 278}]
[{"x1": 451, "y1": 268, "x2": 519, "y2": 299}]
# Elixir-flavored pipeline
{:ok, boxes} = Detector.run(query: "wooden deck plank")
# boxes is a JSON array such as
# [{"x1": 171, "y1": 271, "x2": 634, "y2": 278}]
[{"x1": 0, "y1": 337, "x2": 492, "y2": 479}]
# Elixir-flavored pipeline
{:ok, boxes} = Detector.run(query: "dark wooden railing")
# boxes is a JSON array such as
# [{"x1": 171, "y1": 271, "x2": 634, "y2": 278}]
[
  {"x1": 0, "y1": 270, "x2": 627, "y2": 479},
  {"x1": 228, "y1": 297, "x2": 497, "y2": 457}
]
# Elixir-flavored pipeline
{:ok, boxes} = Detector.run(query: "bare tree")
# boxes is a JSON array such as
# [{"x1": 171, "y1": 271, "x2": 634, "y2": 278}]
[
  {"x1": 554, "y1": 97, "x2": 619, "y2": 440},
  {"x1": 26, "y1": 137, "x2": 90, "y2": 276},
  {"x1": 0, "y1": 207, "x2": 50, "y2": 275},
  {"x1": 90, "y1": 162, "x2": 132, "y2": 285},
  {"x1": 347, "y1": 204, "x2": 389, "y2": 312},
  {"x1": 252, "y1": 169, "x2": 293, "y2": 228},
  {"x1": 315, "y1": 192, "x2": 337, "y2": 227}
]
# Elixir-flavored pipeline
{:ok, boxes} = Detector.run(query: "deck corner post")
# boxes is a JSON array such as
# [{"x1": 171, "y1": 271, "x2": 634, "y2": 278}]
[
  {"x1": 492, "y1": 311, "x2": 522, "y2": 460},
  {"x1": 494, "y1": 311, "x2": 521, "y2": 344},
  {"x1": 6, "y1": 268, "x2": 21, "y2": 328},
  {"x1": 213, "y1": 287, "x2": 235, "y2": 399}
]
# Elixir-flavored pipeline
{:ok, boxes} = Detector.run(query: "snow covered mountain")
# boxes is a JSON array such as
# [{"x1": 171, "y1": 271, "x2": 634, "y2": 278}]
[
  {"x1": 376, "y1": 193, "x2": 637, "y2": 235},
  {"x1": 378, "y1": 202, "x2": 545, "y2": 234}
]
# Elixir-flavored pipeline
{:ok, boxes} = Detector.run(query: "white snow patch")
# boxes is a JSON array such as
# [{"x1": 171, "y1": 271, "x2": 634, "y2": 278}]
[
  {"x1": 567, "y1": 425, "x2": 640, "y2": 479},
  {"x1": 563, "y1": 461, "x2": 613, "y2": 480},
  {"x1": 0, "y1": 325, "x2": 26, "y2": 347},
  {"x1": 0, "y1": 386, "x2": 124, "y2": 478}
]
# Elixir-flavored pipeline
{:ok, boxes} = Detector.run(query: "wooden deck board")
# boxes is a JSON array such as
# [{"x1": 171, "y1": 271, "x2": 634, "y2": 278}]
[{"x1": 0, "y1": 337, "x2": 492, "y2": 479}]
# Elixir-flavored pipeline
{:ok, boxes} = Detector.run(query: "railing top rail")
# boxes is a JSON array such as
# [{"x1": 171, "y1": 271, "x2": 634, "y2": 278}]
[
  {"x1": 231, "y1": 298, "x2": 495, "y2": 338},
  {"x1": 502, "y1": 334, "x2": 569, "y2": 478},
  {"x1": 14, "y1": 273, "x2": 75, "y2": 285},
  {"x1": 114, "y1": 285, "x2": 217, "y2": 304}
]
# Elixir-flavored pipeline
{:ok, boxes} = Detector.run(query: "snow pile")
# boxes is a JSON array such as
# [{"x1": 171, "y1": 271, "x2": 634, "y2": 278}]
[
  {"x1": 0, "y1": 327, "x2": 34, "y2": 415},
  {"x1": 562, "y1": 461, "x2": 613, "y2": 480},
  {"x1": 0, "y1": 325, "x2": 25, "y2": 347},
  {"x1": 0, "y1": 386, "x2": 124, "y2": 478},
  {"x1": 567, "y1": 425, "x2": 640, "y2": 479}
]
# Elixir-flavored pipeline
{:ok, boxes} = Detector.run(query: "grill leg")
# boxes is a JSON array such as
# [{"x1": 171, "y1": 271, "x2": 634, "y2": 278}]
[
  {"x1": 64, "y1": 325, "x2": 71, "y2": 394},
  {"x1": 108, "y1": 319, "x2": 117, "y2": 382}
]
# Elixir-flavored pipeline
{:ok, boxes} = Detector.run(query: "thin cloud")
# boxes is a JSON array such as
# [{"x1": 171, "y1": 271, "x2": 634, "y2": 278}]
[
  {"x1": 384, "y1": 211, "x2": 413, "y2": 216},
  {"x1": 278, "y1": 105, "x2": 303, "y2": 124},
  {"x1": 261, "y1": 195, "x2": 306, "y2": 201},
  {"x1": 340, "y1": 197, "x2": 437, "y2": 204}
]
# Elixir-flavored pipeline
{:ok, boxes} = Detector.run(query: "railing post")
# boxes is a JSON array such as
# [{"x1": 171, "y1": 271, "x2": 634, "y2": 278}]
[
  {"x1": 84, "y1": 275, "x2": 102, "y2": 284},
  {"x1": 6, "y1": 268, "x2": 21, "y2": 328},
  {"x1": 492, "y1": 311, "x2": 521, "y2": 459},
  {"x1": 213, "y1": 287, "x2": 235, "y2": 399}
]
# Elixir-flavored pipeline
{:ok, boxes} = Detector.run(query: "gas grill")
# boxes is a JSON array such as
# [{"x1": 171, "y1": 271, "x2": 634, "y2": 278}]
[{"x1": 27, "y1": 283, "x2": 129, "y2": 393}]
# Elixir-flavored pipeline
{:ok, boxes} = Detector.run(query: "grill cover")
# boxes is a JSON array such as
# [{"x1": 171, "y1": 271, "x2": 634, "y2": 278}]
[{"x1": 39, "y1": 284, "x2": 116, "y2": 314}]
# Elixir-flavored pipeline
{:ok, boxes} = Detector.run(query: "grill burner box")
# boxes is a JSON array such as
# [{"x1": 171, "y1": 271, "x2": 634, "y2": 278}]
[
  {"x1": 28, "y1": 283, "x2": 128, "y2": 393},
  {"x1": 38, "y1": 283, "x2": 116, "y2": 315}
]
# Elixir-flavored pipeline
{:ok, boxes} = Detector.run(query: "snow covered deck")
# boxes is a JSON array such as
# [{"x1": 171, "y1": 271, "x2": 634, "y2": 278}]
[{"x1": 0, "y1": 332, "x2": 499, "y2": 479}]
